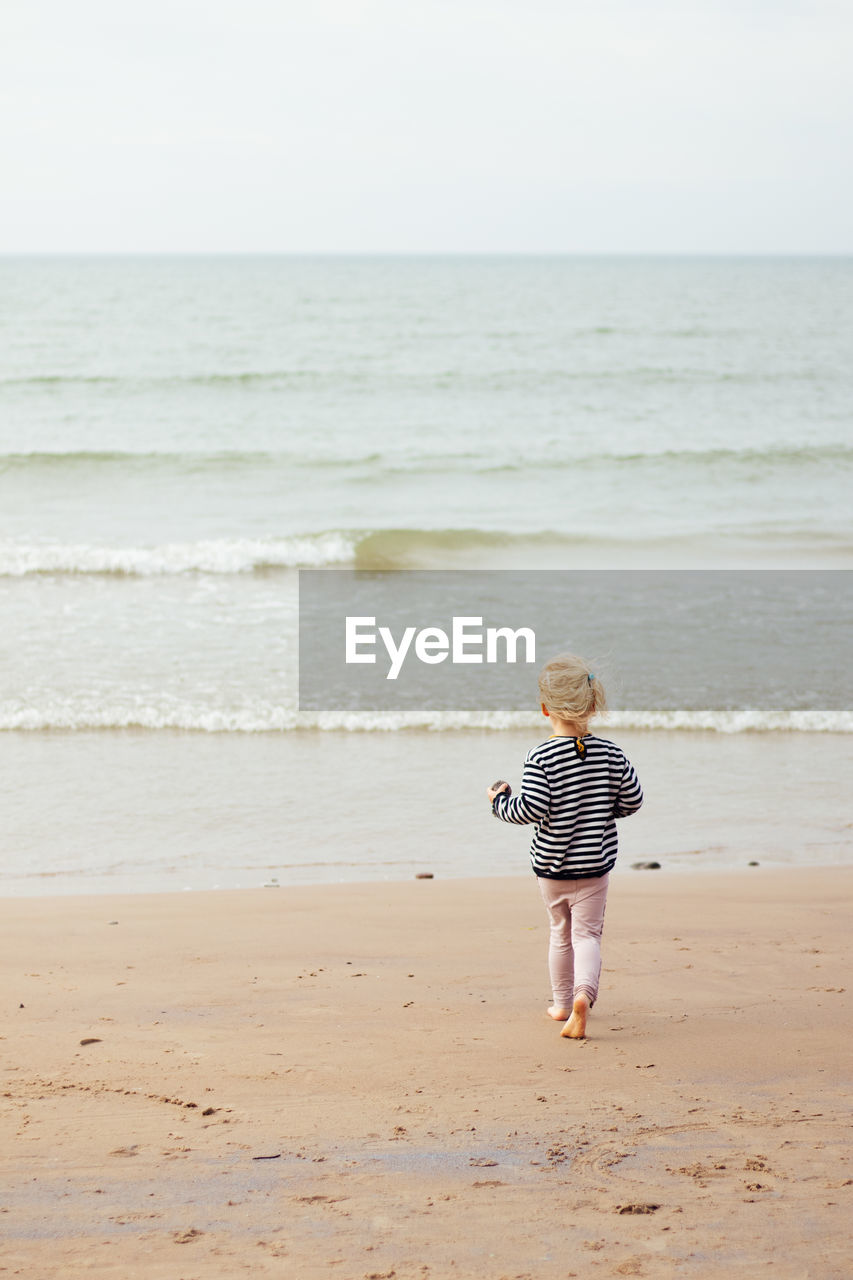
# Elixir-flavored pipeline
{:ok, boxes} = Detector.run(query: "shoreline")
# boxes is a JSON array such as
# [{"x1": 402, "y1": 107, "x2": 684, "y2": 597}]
[
  {"x1": 1, "y1": 857, "x2": 851, "y2": 903},
  {"x1": 2, "y1": 868, "x2": 851, "y2": 1278},
  {"x1": 2, "y1": 727, "x2": 851, "y2": 896}
]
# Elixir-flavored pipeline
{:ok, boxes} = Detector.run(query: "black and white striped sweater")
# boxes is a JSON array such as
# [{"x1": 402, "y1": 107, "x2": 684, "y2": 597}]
[{"x1": 492, "y1": 734, "x2": 643, "y2": 879}]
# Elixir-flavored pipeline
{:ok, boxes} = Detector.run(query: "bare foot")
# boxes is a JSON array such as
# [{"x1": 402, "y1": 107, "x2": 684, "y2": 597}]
[
  {"x1": 547, "y1": 1005, "x2": 570, "y2": 1021},
  {"x1": 561, "y1": 994, "x2": 590, "y2": 1039}
]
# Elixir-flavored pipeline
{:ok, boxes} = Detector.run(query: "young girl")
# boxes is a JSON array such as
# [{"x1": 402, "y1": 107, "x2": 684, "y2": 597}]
[{"x1": 487, "y1": 654, "x2": 643, "y2": 1039}]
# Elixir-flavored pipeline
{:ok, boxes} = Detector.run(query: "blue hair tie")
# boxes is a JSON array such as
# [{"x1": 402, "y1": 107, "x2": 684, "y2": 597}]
[{"x1": 587, "y1": 672, "x2": 595, "y2": 684}]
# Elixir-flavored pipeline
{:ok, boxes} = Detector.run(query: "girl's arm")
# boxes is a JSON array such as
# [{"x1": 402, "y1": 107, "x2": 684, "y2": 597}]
[
  {"x1": 613, "y1": 758, "x2": 643, "y2": 818},
  {"x1": 492, "y1": 757, "x2": 550, "y2": 825}
]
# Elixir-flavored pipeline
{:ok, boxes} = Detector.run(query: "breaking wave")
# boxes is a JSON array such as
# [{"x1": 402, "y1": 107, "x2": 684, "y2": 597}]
[
  {"x1": 0, "y1": 534, "x2": 359, "y2": 576},
  {"x1": 0, "y1": 529, "x2": 593, "y2": 576},
  {"x1": 0, "y1": 703, "x2": 849, "y2": 734}
]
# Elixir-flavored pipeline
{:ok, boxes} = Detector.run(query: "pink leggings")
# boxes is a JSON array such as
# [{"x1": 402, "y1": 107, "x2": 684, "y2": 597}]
[{"x1": 537, "y1": 872, "x2": 610, "y2": 1009}]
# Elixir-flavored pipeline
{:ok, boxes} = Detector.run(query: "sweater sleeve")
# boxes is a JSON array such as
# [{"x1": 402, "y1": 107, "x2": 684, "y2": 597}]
[
  {"x1": 612, "y1": 756, "x2": 643, "y2": 818},
  {"x1": 492, "y1": 755, "x2": 550, "y2": 825}
]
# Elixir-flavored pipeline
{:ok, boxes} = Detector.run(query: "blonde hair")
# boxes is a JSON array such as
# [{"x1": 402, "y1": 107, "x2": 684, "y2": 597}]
[{"x1": 538, "y1": 653, "x2": 606, "y2": 728}]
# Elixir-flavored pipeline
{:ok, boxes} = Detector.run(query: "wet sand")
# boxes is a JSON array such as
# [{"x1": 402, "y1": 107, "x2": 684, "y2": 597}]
[{"x1": 1, "y1": 868, "x2": 851, "y2": 1278}]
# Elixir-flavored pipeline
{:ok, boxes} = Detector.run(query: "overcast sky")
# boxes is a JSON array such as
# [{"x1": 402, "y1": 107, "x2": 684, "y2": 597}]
[{"x1": 1, "y1": 0, "x2": 851, "y2": 253}]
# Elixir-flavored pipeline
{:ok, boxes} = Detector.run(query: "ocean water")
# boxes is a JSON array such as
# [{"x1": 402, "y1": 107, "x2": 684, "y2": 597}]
[{"x1": 1, "y1": 255, "x2": 851, "y2": 892}]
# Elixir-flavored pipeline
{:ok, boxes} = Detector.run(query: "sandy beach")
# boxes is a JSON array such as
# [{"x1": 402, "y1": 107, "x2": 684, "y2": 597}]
[{"x1": 1, "y1": 867, "x2": 850, "y2": 1279}]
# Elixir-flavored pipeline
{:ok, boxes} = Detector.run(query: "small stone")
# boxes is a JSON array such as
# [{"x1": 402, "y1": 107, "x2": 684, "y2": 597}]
[
  {"x1": 415, "y1": 872, "x2": 434, "y2": 879},
  {"x1": 631, "y1": 861, "x2": 661, "y2": 871}
]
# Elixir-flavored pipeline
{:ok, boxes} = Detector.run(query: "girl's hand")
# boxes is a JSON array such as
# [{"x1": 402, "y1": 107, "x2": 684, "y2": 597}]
[{"x1": 487, "y1": 781, "x2": 510, "y2": 802}]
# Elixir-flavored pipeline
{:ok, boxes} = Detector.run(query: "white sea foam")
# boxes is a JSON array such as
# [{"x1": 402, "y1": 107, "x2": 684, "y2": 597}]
[
  {"x1": 606, "y1": 708, "x2": 853, "y2": 734},
  {"x1": 0, "y1": 534, "x2": 357, "y2": 576},
  {"x1": 0, "y1": 702, "x2": 850, "y2": 733},
  {"x1": 0, "y1": 701, "x2": 301, "y2": 732}
]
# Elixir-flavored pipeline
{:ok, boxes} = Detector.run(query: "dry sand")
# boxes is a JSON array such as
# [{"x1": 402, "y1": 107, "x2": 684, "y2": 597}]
[{"x1": 1, "y1": 868, "x2": 850, "y2": 1279}]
